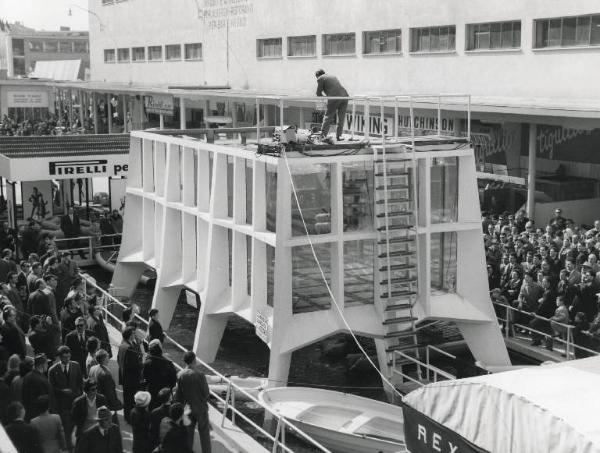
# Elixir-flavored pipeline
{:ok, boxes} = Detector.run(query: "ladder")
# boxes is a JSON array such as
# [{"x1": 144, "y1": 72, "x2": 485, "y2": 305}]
[{"x1": 373, "y1": 142, "x2": 420, "y2": 380}]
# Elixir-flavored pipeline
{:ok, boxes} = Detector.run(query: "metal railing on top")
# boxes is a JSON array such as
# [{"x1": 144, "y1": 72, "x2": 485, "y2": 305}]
[
  {"x1": 81, "y1": 274, "x2": 333, "y2": 453},
  {"x1": 493, "y1": 301, "x2": 600, "y2": 359}
]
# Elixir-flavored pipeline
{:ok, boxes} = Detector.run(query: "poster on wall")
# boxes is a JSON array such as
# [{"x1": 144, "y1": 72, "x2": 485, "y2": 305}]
[
  {"x1": 471, "y1": 122, "x2": 522, "y2": 174},
  {"x1": 7, "y1": 90, "x2": 50, "y2": 108},
  {"x1": 110, "y1": 177, "x2": 127, "y2": 215},
  {"x1": 21, "y1": 181, "x2": 53, "y2": 221},
  {"x1": 524, "y1": 125, "x2": 600, "y2": 163}
]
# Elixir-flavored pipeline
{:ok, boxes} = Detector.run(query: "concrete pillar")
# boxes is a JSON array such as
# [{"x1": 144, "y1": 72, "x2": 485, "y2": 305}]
[
  {"x1": 107, "y1": 94, "x2": 112, "y2": 134},
  {"x1": 68, "y1": 89, "x2": 74, "y2": 127},
  {"x1": 526, "y1": 124, "x2": 537, "y2": 218},
  {"x1": 159, "y1": 114, "x2": 164, "y2": 130},
  {"x1": 93, "y1": 92, "x2": 99, "y2": 134},
  {"x1": 78, "y1": 90, "x2": 85, "y2": 130},
  {"x1": 180, "y1": 97, "x2": 186, "y2": 130}
]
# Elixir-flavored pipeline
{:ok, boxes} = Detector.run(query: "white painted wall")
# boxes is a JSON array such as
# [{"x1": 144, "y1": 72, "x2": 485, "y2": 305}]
[{"x1": 89, "y1": 0, "x2": 600, "y2": 100}]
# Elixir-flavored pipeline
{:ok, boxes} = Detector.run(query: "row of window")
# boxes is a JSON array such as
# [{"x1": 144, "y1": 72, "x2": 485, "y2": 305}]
[
  {"x1": 256, "y1": 14, "x2": 600, "y2": 58},
  {"x1": 12, "y1": 38, "x2": 88, "y2": 55},
  {"x1": 104, "y1": 43, "x2": 202, "y2": 63}
]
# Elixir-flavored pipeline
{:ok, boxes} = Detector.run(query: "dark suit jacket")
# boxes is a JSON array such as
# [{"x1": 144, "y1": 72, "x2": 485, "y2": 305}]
[
  {"x1": 118, "y1": 340, "x2": 142, "y2": 387},
  {"x1": 148, "y1": 318, "x2": 165, "y2": 343},
  {"x1": 89, "y1": 364, "x2": 121, "y2": 411},
  {"x1": 22, "y1": 370, "x2": 52, "y2": 421},
  {"x1": 71, "y1": 393, "x2": 107, "y2": 438},
  {"x1": 1, "y1": 322, "x2": 26, "y2": 357},
  {"x1": 5, "y1": 420, "x2": 43, "y2": 453},
  {"x1": 74, "y1": 423, "x2": 123, "y2": 453},
  {"x1": 150, "y1": 403, "x2": 171, "y2": 449},
  {"x1": 48, "y1": 360, "x2": 83, "y2": 413},
  {"x1": 142, "y1": 354, "x2": 177, "y2": 399},
  {"x1": 60, "y1": 214, "x2": 81, "y2": 238},
  {"x1": 65, "y1": 329, "x2": 94, "y2": 375},
  {"x1": 316, "y1": 74, "x2": 349, "y2": 97},
  {"x1": 28, "y1": 289, "x2": 51, "y2": 316},
  {"x1": 160, "y1": 419, "x2": 192, "y2": 453},
  {"x1": 175, "y1": 367, "x2": 209, "y2": 418}
]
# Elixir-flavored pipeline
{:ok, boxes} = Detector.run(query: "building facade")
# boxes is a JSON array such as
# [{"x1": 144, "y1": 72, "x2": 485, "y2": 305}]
[{"x1": 0, "y1": 22, "x2": 89, "y2": 79}]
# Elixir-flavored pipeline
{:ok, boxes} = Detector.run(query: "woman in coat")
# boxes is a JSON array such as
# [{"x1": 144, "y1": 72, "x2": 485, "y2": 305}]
[{"x1": 130, "y1": 391, "x2": 152, "y2": 453}]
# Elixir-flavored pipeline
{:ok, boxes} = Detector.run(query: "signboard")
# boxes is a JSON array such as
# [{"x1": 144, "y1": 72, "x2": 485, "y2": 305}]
[
  {"x1": 344, "y1": 111, "x2": 458, "y2": 137},
  {"x1": 197, "y1": 0, "x2": 254, "y2": 30},
  {"x1": 520, "y1": 125, "x2": 600, "y2": 164},
  {"x1": 7, "y1": 90, "x2": 49, "y2": 108},
  {"x1": 402, "y1": 403, "x2": 489, "y2": 453},
  {"x1": 254, "y1": 309, "x2": 270, "y2": 344},
  {"x1": 144, "y1": 94, "x2": 174, "y2": 116},
  {"x1": 22, "y1": 181, "x2": 53, "y2": 220},
  {"x1": 6, "y1": 155, "x2": 129, "y2": 181}
]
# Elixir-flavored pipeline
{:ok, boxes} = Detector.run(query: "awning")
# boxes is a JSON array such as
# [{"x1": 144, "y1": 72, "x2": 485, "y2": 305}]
[
  {"x1": 0, "y1": 134, "x2": 130, "y2": 181},
  {"x1": 403, "y1": 357, "x2": 600, "y2": 453},
  {"x1": 30, "y1": 59, "x2": 82, "y2": 81}
]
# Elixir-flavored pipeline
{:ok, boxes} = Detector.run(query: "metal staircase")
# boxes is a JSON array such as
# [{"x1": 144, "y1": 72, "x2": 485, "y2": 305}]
[{"x1": 373, "y1": 142, "x2": 420, "y2": 378}]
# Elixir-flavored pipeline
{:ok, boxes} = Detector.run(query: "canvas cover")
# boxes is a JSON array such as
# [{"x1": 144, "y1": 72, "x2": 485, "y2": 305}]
[{"x1": 403, "y1": 366, "x2": 600, "y2": 453}]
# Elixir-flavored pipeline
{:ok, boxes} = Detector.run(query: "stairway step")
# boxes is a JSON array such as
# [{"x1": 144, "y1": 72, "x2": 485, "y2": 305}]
[
  {"x1": 376, "y1": 198, "x2": 413, "y2": 205},
  {"x1": 377, "y1": 250, "x2": 414, "y2": 258},
  {"x1": 386, "y1": 343, "x2": 418, "y2": 353},
  {"x1": 377, "y1": 237, "x2": 414, "y2": 245},
  {"x1": 375, "y1": 184, "x2": 410, "y2": 191},
  {"x1": 376, "y1": 211, "x2": 412, "y2": 218},
  {"x1": 384, "y1": 302, "x2": 413, "y2": 311},
  {"x1": 384, "y1": 330, "x2": 418, "y2": 339},
  {"x1": 381, "y1": 291, "x2": 417, "y2": 299},
  {"x1": 379, "y1": 264, "x2": 415, "y2": 272},
  {"x1": 380, "y1": 277, "x2": 418, "y2": 285},
  {"x1": 377, "y1": 224, "x2": 414, "y2": 232},
  {"x1": 374, "y1": 170, "x2": 411, "y2": 177},
  {"x1": 383, "y1": 316, "x2": 417, "y2": 325}
]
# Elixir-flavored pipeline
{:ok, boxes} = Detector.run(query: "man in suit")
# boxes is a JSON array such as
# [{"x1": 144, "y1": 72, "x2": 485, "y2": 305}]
[
  {"x1": 65, "y1": 317, "x2": 93, "y2": 377},
  {"x1": 28, "y1": 278, "x2": 52, "y2": 317},
  {"x1": 5, "y1": 401, "x2": 43, "y2": 453},
  {"x1": 30, "y1": 395, "x2": 67, "y2": 453},
  {"x1": 1, "y1": 306, "x2": 26, "y2": 358},
  {"x1": 49, "y1": 345, "x2": 83, "y2": 449},
  {"x1": 88, "y1": 349, "x2": 122, "y2": 414},
  {"x1": 315, "y1": 69, "x2": 349, "y2": 142},
  {"x1": 75, "y1": 406, "x2": 123, "y2": 453},
  {"x1": 55, "y1": 252, "x2": 79, "y2": 305},
  {"x1": 175, "y1": 350, "x2": 211, "y2": 453},
  {"x1": 117, "y1": 327, "x2": 142, "y2": 422},
  {"x1": 71, "y1": 379, "x2": 107, "y2": 440},
  {"x1": 27, "y1": 262, "x2": 44, "y2": 293},
  {"x1": 148, "y1": 308, "x2": 165, "y2": 343},
  {"x1": 22, "y1": 353, "x2": 51, "y2": 421},
  {"x1": 61, "y1": 206, "x2": 81, "y2": 239}
]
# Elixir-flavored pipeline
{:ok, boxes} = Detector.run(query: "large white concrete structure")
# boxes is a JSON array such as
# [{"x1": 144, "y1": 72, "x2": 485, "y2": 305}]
[{"x1": 112, "y1": 93, "x2": 510, "y2": 389}]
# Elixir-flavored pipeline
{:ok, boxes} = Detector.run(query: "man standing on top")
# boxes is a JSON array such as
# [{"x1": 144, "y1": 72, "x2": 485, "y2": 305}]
[{"x1": 315, "y1": 69, "x2": 349, "y2": 142}]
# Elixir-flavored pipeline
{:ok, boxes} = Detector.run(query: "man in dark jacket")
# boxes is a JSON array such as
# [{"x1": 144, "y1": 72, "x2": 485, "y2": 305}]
[
  {"x1": 5, "y1": 401, "x2": 42, "y2": 453},
  {"x1": 22, "y1": 354, "x2": 51, "y2": 421},
  {"x1": 75, "y1": 406, "x2": 123, "y2": 453},
  {"x1": 175, "y1": 350, "x2": 211, "y2": 453},
  {"x1": 529, "y1": 276, "x2": 556, "y2": 348},
  {"x1": 315, "y1": 69, "x2": 349, "y2": 141},
  {"x1": 118, "y1": 327, "x2": 142, "y2": 422},
  {"x1": 48, "y1": 345, "x2": 83, "y2": 449},
  {"x1": 148, "y1": 308, "x2": 165, "y2": 343},
  {"x1": 28, "y1": 279, "x2": 51, "y2": 317},
  {"x1": 1, "y1": 306, "x2": 26, "y2": 357},
  {"x1": 142, "y1": 340, "x2": 177, "y2": 411},
  {"x1": 65, "y1": 317, "x2": 93, "y2": 376},
  {"x1": 71, "y1": 379, "x2": 108, "y2": 440},
  {"x1": 150, "y1": 387, "x2": 172, "y2": 450},
  {"x1": 160, "y1": 403, "x2": 193, "y2": 453}
]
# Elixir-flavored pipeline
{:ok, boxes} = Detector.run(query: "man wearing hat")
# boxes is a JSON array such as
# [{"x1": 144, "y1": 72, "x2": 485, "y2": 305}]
[
  {"x1": 22, "y1": 353, "x2": 51, "y2": 421},
  {"x1": 74, "y1": 406, "x2": 122, "y2": 453}
]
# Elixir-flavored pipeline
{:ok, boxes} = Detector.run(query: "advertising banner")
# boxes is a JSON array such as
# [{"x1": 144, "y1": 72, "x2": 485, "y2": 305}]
[
  {"x1": 402, "y1": 403, "x2": 489, "y2": 453},
  {"x1": 8, "y1": 155, "x2": 129, "y2": 181},
  {"x1": 144, "y1": 94, "x2": 174, "y2": 116},
  {"x1": 520, "y1": 125, "x2": 600, "y2": 164},
  {"x1": 7, "y1": 90, "x2": 49, "y2": 108},
  {"x1": 21, "y1": 181, "x2": 53, "y2": 220}
]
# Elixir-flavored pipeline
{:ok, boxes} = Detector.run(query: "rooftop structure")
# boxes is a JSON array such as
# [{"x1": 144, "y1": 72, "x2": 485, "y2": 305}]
[{"x1": 111, "y1": 93, "x2": 510, "y2": 394}]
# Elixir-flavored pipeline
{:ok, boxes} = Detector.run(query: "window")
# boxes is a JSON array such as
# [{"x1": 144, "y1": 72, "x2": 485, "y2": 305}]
[
  {"x1": 73, "y1": 41, "x2": 88, "y2": 53},
  {"x1": 148, "y1": 45, "x2": 162, "y2": 61},
  {"x1": 104, "y1": 49, "x2": 115, "y2": 63},
  {"x1": 257, "y1": 38, "x2": 282, "y2": 58},
  {"x1": 165, "y1": 44, "x2": 181, "y2": 60},
  {"x1": 11, "y1": 39, "x2": 25, "y2": 56},
  {"x1": 132, "y1": 47, "x2": 145, "y2": 62},
  {"x1": 410, "y1": 26, "x2": 456, "y2": 52},
  {"x1": 59, "y1": 41, "x2": 73, "y2": 53},
  {"x1": 117, "y1": 48, "x2": 130, "y2": 62},
  {"x1": 287, "y1": 35, "x2": 316, "y2": 57},
  {"x1": 363, "y1": 29, "x2": 402, "y2": 54},
  {"x1": 466, "y1": 21, "x2": 521, "y2": 50},
  {"x1": 322, "y1": 33, "x2": 356, "y2": 55},
  {"x1": 13, "y1": 58, "x2": 25, "y2": 76},
  {"x1": 28, "y1": 40, "x2": 44, "y2": 52},
  {"x1": 184, "y1": 43, "x2": 202, "y2": 60},
  {"x1": 44, "y1": 41, "x2": 58, "y2": 53},
  {"x1": 535, "y1": 14, "x2": 600, "y2": 48}
]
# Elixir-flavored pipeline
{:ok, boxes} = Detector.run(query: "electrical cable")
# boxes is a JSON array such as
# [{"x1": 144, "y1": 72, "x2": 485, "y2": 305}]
[{"x1": 282, "y1": 150, "x2": 405, "y2": 400}]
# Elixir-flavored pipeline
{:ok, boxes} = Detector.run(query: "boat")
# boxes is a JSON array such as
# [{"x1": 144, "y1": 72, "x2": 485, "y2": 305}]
[
  {"x1": 259, "y1": 387, "x2": 407, "y2": 453},
  {"x1": 208, "y1": 375, "x2": 269, "y2": 402}
]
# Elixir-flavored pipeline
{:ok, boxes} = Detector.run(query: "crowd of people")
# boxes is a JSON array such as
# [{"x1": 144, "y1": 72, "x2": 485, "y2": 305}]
[
  {"x1": 485, "y1": 208, "x2": 600, "y2": 356},
  {"x1": 0, "y1": 247, "x2": 212, "y2": 453},
  {"x1": 0, "y1": 114, "x2": 84, "y2": 137}
]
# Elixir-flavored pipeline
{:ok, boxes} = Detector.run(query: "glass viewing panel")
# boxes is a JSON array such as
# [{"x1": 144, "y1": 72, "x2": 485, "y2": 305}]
[
  {"x1": 265, "y1": 164, "x2": 277, "y2": 232},
  {"x1": 227, "y1": 155, "x2": 234, "y2": 218},
  {"x1": 292, "y1": 244, "x2": 332, "y2": 313},
  {"x1": 430, "y1": 157, "x2": 458, "y2": 223},
  {"x1": 208, "y1": 152, "x2": 213, "y2": 201},
  {"x1": 290, "y1": 163, "x2": 331, "y2": 236},
  {"x1": 266, "y1": 244, "x2": 275, "y2": 307},
  {"x1": 344, "y1": 241, "x2": 375, "y2": 306},
  {"x1": 245, "y1": 160, "x2": 253, "y2": 225},
  {"x1": 228, "y1": 229, "x2": 232, "y2": 286},
  {"x1": 246, "y1": 235, "x2": 252, "y2": 296},
  {"x1": 430, "y1": 232, "x2": 457, "y2": 293},
  {"x1": 342, "y1": 162, "x2": 374, "y2": 232}
]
